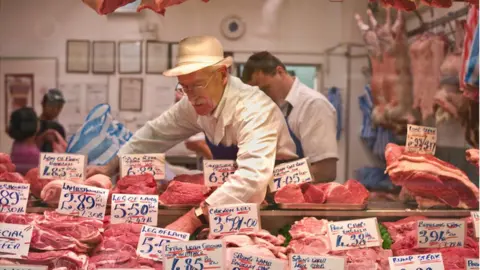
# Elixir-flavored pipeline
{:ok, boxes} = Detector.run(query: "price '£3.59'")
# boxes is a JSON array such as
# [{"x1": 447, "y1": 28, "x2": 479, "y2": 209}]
[
  {"x1": 56, "y1": 182, "x2": 109, "y2": 220},
  {"x1": 163, "y1": 240, "x2": 225, "y2": 270},
  {"x1": 203, "y1": 160, "x2": 236, "y2": 187},
  {"x1": 269, "y1": 158, "x2": 312, "y2": 192},
  {"x1": 327, "y1": 218, "x2": 381, "y2": 251},
  {"x1": 38, "y1": 153, "x2": 86, "y2": 182},
  {"x1": 405, "y1": 124, "x2": 437, "y2": 155},
  {"x1": 208, "y1": 204, "x2": 260, "y2": 237},
  {"x1": 0, "y1": 182, "x2": 30, "y2": 214},
  {"x1": 389, "y1": 253, "x2": 445, "y2": 270},
  {"x1": 120, "y1": 154, "x2": 166, "y2": 180},
  {"x1": 136, "y1": 225, "x2": 190, "y2": 261},
  {"x1": 0, "y1": 223, "x2": 33, "y2": 259},
  {"x1": 111, "y1": 194, "x2": 158, "y2": 226},
  {"x1": 416, "y1": 220, "x2": 465, "y2": 248}
]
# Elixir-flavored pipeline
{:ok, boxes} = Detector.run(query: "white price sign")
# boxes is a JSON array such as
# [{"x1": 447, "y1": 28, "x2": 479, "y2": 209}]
[
  {"x1": 466, "y1": 258, "x2": 479, "y2": 270},
  {"x1": 203, "y1": 160, "x2": 236, "y2": 187},
  {"x1": 39, "y1": 153, "x2": 86, "y2": 181},
  {"x1": 289, "y1": 254, "x2": 345, "y2": 270},
  {"x1": 208, "y1": 203, "x2": 261, "y2": 237},
  {"x1": 405, "y1": 124, "x2": 437, "y2": 155},
  {"x1": 120, "y1": 154, "x2": 166, "y2": 180},
  {"x1": 0, "y1": 223, "x2": 33, "y2": 259},
  {"x1": 163, "y1": 240, "x2": 225, "y2": 270},
  {"x1": 0, "y1": 266, "x2": 47, "y2": 270},
  {"x1": 471, "y1": 212, "x2": 479, "y2": 238},
  {"x1": 111, "y1": 194, "x2": 158, "y2": 226},
  {"x1": 327, "y1": 218, "x2": 381, "y2": 251},
  {"x1": 389, "y1": 253, "x2": 444, "y2": 270},
  {"x1": 269, "y1": 158, "x2": 312, "y2": 192},
  {"x1": 136, "y1": 225, "x2": 190, "y2": 261},
  {"x1": 0, "y1": 182, "x2": 30, "y2": 214},
  {"x1": 229, "y1": 249, "x2": 287, "y2": 270},
  {"x1": 56, "y1": 182, "x2": 108, "y2": 220},
  {"x1": 416, "y1": 220, "x2": 465, "y2": 248}
]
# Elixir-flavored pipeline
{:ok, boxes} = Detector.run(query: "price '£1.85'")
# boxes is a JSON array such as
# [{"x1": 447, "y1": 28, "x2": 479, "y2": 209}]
[
  {"x1": 269, "y1": 158, "x2": 313, "y2": 192},
  {"x1": 111, "y1": 194, "x2": 158, "y2": 226},
  {"x1": 416, "y1": 220, "x2": 465, "y2": 248},
  {"x1": 208, "y1": 204, "x2": 260, "y2": 236},
  {"x1": 327, "y1": 218, "x2": 381, "y2": 251},
  {"x1": 38, "y1": 153, "x2": 86, "y2": 181},
  {"x1": 163, "y1": 240, "x2": 225, "y2": 270},
  {"x1": 136, "y1": 225, "x2": 190, "y2": 261},
  {"x1": 56, "y1": 182, "x2": 109, "y2": 220},
  {"x1": 405, "y1": 124, "x2": 437, "y2": 155},
  {"x1": 0, "y1": 182, "x2": 30, "y2": 214},
  {"x1": 120, "y1": 154, "x2": 166, "y2": 180},
  {"x1": 203, "y1": 160, "x2": 236, "y2": 187}
]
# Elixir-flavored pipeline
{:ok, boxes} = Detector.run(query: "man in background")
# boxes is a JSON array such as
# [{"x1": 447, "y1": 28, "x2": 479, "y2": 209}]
[
  {"x1": 37, "y1": 88, "x2": 67, "y2": 152},
  {"x1": 242, "y1": 51, "x2": 338, "y2": 182}
]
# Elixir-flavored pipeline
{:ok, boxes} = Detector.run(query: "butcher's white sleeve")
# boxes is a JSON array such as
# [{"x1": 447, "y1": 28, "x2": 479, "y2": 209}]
[{"x1": 118, "y1": 98, "x2": 202, "y2": 156}]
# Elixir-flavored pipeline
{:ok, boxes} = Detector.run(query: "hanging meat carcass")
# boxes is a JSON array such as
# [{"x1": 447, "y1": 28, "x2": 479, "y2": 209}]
[
  {"x1": 137, "y1": 0, "x2": 209, "y2": 15},
  {"x1": 82, "y1": 0, "x2": 136, "y2": 15}
]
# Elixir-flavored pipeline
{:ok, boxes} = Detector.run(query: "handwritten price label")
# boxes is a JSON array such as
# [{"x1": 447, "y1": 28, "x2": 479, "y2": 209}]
[
  {"x1": 416, "y1": 220, "x2": 465, "y2": 248},
  {"x1": 163, "y1": 240, "x2": 225, "y2": 270},
  {"x1": 229, "y1": 249, "x2": 287, "y2": 270},
  {"x1": 471, "y1": 212, "x2": 479, "y2": 238},
  {"x1": 120, "y1": 154, "x2": 166, "y2": 180},
  {"x1": 269, "y1": 158, "x2": 312, "y2": 192},
  {"x1": 0, "y1": 266, "x2": 48, "y2": 270},
  {"x1": 0, "y1": 223, "x2": 33, "y2": 259},
  {"x1": 56, "y1": 182, "x2": 108, "y2": 220},
  {"x1": 203, "y1": 160, "x2": 236, "y2": 187},
  {"x1": 389, "y1": 253, "x2": 444, "y2": 270},
  {"x1": 327, "y1": 217, "x2": 381, "y2": 251},
  {"x1": 405, "y1": 124, "x2": 437, "y2": 155},
  {"x1": 0, "y1": 182, "x2": 30, "y2": 214},
  {"x1": 39, "y1": 153, "x2": 86, "y2": 181},
  {"x1": 111, "y1": 194, "x2": 158, "y2": 226},
  {"x1": 289, "y1": 254, "x2": 345, "y2": 270},
  {"x1": 208, "y1": 203, "x2": 260, "y2": 237},
  {"x1": 136, "y1": 225, "x2": 190, "y2": 261},
  {"x1": 466, "y1": 258, "x2": 479, "y2": 270}
]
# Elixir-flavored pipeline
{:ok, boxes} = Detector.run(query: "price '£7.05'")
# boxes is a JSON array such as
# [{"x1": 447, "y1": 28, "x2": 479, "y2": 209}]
[
  {"x1": 56, "y1": 182, "x2": 109, "y2": 220},
  {"x1": 203, "y1": 160, "x2": 236, "y2": 187},
  {"x1": 136, "y1": 225, "x2": 190, "y2": 261},
  {"x1": 111, "y1": 194, "x2": 158, "y2": 226},
  {"x1": 327, "y1": 218, "x2": 381, "y2": 251},
  {"x1": 0, "y1": 182, "x2": 30, "y2": 214},
  {"x1": 416, "y1": 220, "x2": 465, "y2": 248},
  {"x1": 269, "y1": 158, "x2": 313, "y2": 192},
  {"x1": 208, "y1": 204, "x2": 260, "y2": 236},
  {"x1": 405, "y1": 124, "x2": 437, "y2": 155}
]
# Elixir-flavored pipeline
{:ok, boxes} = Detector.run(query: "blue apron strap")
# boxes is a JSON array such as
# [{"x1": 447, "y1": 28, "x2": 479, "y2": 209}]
[
  {"x1": 204, "y1": 134, "x2": 239, "y2": 160},
  {"x1": 285, "y1": 104, "x2": 305, "y2": 158}
]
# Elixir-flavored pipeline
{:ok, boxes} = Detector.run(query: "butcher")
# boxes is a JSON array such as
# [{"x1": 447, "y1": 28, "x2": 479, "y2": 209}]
[
  {"x1": 87, "y1": 36, "x2": 298, "y2": 233},
  {"x1": 242, "y1": 51, "x2": 338, "y2": 182}
]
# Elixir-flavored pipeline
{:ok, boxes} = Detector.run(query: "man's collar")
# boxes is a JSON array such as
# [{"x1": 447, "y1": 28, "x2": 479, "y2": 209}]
[
  {"x1": 211, "y1": 76, "x2": 233, "y2": 123},
  {"x1": 284, "y1": 77, "x2": 300, "y2": 108}
]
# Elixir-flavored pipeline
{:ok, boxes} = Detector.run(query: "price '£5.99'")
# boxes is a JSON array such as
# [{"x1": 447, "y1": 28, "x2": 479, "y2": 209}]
[
  {"x1": 136, "y1": 225, "x2": 190, "y2": 261},
  {"x1": 208, "y1": 204, "x2": 260, "y2": 236},
  {"x1": 203, "y1": 160, "x2": 236, "y2": 187},
  {"x1": 163, "y1": 240, "x2": 225, "y2": 270},
  {"x1": 56, "y1": 182, "x2": 109, "y2": 220},
  {"x1": 111, "y1": 194, "x2": 158, "y2": 226},
  {"x1": 327, "y1": 218, "x2": 381, "y2": 251},
  {"x1": 38, "y1": 153, "x2": 86, "y2": 181},
  {"x1": 269, "y1": 158, "x2": 313, "y2": 192},
  {"x1": 120, "y1": 154, "x2": 166, "y2": 180},
  {"x1": 405, "y1": 124, "x2": 437, "y2": 155},
  {"x1": 0, "y1": 223, "x2": 33, "y2": 259},
  {"x1": 388, "y1": 253, "x2": 444, "y2": 270},
  {"x1": 0, "y1": 182, "x2": 30, "y2": 214},
  {"x1": 416, "y1": 220, "x2": 465, "y2": 248}
]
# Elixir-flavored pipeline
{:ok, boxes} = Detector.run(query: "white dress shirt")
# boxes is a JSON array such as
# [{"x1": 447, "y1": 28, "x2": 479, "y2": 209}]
[
  {"x1": 280, "y1": 78, "x2": 338, "y2": 163},
  {"x1": 118, "y1": 76, "x2": 297, "y2": 206}
]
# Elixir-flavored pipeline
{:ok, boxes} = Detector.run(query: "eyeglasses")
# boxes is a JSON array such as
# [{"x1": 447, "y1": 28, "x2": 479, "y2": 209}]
[{"x1": 176, "y1": 72, "x2": 217, "y2": 95}]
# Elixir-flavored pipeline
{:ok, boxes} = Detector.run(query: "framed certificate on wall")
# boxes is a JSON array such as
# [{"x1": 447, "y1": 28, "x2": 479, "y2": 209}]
[
  {"x1": 92, "y1": 41, "x2": 115, "y2": 74},
  {"x1": 119, "y1": 77, "x2": 143, "y2": 111},
  {"x1": 146, "y1": 40, "x2": 169, "y2": 74},
  {"x1": 66, "y1": 40, "x2": 90, "y2": 73},
  {"x1": 118, "y1": 41, "x2": 142, "y2": 74}
]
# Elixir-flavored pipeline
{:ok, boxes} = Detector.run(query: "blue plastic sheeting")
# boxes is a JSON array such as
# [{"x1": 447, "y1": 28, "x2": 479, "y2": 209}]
[
  {"x1": 327, "y1": 87, "x2": 342, "y2": 140},
  {"x1": 356, "y1": 167, "x2": 394, "y2": 191}
]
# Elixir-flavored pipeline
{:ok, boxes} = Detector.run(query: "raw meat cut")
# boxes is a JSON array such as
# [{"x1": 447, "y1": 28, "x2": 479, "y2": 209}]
[
  {"x1": 301, "y1": 184, "x2": 326, "y2": 203},
  {"x1": 274, "y1": 184, "x2": 305, "y2": 203},
  {"x1": 24, "y1": 168, "x2": 54, "y2": 199},
  {"x1": 385, "y1": 143, "x2": 479, "y2": 209},
  {"x1": 137, "y1": 0, "x2": 209, "y2": 15},
  {"x1": 459, "y1": 5, "x2": 479, "y2": 100},
  {"x1": 421, "y1": 0, "x2": 452, "y2": 8},
  {"x1": 85, "y1": 174, "x2": 112, "y2": 189},
  {"x1": 17, "y1": 250, "x2": 89, "y2": 270},
  {"x1": 466, "y1": 148, "x2": 479, "y2": 168},
  {"x1": 378, "y1": 0, "x2": 417, "y2": 11},
  {"x1": 111, "y1": 174, "x2": 158, "y2": 195},
  {"x1": 82, "y1": 0, "x2": 136, "y2": 15},
  {"x1": 173, "y1": 173, "x2": 204, "y2": 185},
  {"x1": 0, "y1": 171, "x2": 28, "y2": 184},
  {"x1": 159, "y1": 181, "x2": 210, "y2": 205},
  {"x1": 0, "y1": 153, "x2": 15, "y2": 173},
  {"x1": 40, "y1": 180, "x2": 77, "y2": 206}
]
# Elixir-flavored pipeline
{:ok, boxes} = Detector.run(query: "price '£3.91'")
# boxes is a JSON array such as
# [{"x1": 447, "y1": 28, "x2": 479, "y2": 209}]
[
  {"x1": 203, "y1": 160, "x2": 236, "y2": 187},
  {"x1": 208, "y1": 204, "x2": 260, "y2": 236},
  {"x1": 388, "y1": 253, "x2": 445, "y2": 270},
  {"x1": 38, "y1": 153, "x2": 86, "y2": 181},
  {"x1": 137, "y1": 225, "x2": 190, "y2": 261},
  {"x1": 416, "y1": 220, "x2": 465, "y2": 248},
  {"x1": 405, "y1": 124, "x2": 437, "y2": 155},
  {"x1": 269, "y1": 158, "x2": 313, "y2": 192},
  {"x1": 0, "y1": 182, "x2": 30, "y2": 214},
  {"x1": 56, "y1": 182, "x2": 109, "y2": 220},
  {"x1": 163, "y1": 240, "x2": 225, "y2": 270},
  {"x1": 327, "y1": 218, "x2": 381, "y2": 251},
  {"x1": 111, "y1": 194, "x2": 158, "y2": 226}
]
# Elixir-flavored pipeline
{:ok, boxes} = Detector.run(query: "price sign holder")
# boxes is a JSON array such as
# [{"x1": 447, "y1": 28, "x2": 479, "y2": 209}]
[
  {"x1": 0, "y1": 266, "x2": 48, "y2": 270},
  {"x1": 269, "y1": 158, "x2": 313, "y2": 192},
  {"x1": 163, "y1": 240, "x2": 225, "y2": 270},
  {"x1": 405, "y1": 124, "x2": 437, "y2": 155},
  {"x1": 38, "y1": 153, "x2": 86, "y2": 181},
  {"x1": 0, "y1": 182, "x2": 30, "y2": 214},
  {"x1": 208, "y1": 203, "x2": 261, "y2": 237},
  {"x1": 203, "y1": 160, "x2": 236, "y2": 187},
  {"x1": 56, "y1": 182, "x2": 109, "y2": 220},
  {"x1": 416, "y1": 220, "x2": 466, "y2": 248},
  {"x1": 136, "y1": 225, "x2": 190, "y2": 261},
  {"x1": 389, "y1": 253, "x2": 444, "y2": 270},
  {"x1": 111, "y1": 194, "x2": 159, "y2": 226},
  {"x1": 466, "y1": 258, "x2": 479, "y2": 270},
  {"x1": 120, "y1": 153, "x2": 166, "y2": 180},
  {"x1": 289, "y1": 254, "x2": 345, "y2": 270},
  {"x1": 0, "y1": 223, "x2": 33, "y2": 259},
  {"x1": 229, "y1": 249, "x2": 287, "y2": 270},
  {"x1": 327, "y1": 217, "x2": 381, "y2": 251},
  {"x1": 471, "y1": 211, "x2": 479, "y2": 238}
]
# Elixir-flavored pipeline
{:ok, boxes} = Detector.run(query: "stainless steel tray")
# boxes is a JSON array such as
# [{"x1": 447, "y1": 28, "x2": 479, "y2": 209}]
[
  {"x1": 277, "y1": 203, "x2": 367, "y2": 210},
  {"x1": 159, "y1": 204, "x2": 272, "y2": 210}
]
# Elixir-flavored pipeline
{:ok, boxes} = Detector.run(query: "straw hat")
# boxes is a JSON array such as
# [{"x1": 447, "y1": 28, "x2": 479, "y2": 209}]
[{"x1": 163, "y1": 36, "x2": 233, "y2": 77}]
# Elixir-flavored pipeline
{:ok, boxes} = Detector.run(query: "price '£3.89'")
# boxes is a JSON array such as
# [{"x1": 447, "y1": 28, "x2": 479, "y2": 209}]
[
  {"x1": 120, "y1": 154, "x2": 166, "y2": 180},
  {"x1": 56, "y1": 182, "x2": 109, "y2": 220},
  {"x1": 416, "y1": 220, "x2": 465, "y2": 248},
  {"x1": 405, "y1": 124, "x2": 437, "y2": 155},
  {"x1": 203, "y1": 160, "x2": 236, "y2": 187},
  {"x1": 327, "y1": 218, "x2": 381, "y2": 251},
  {"x1": 111, "y1": 194, "x2": 158, "y2": 226},
  {"x1": 136, "y1": 225, "x2": 190, "y2": 261},
  {"x1": 208, "y1": 204, "x2": 260, "y2": 236},
  {"x1": 388, "y1": 253, "x2": 445, "y2": 270},
  {"x1": 38, "y1": 153, "x2": 86, "y2": 181},
  {"x1": 269, "y1": 158, "x2": 313, "y2": 192},
  {"x1": 0, "y1": 182, "x2": 30, "y2": 214},
  {"x1": 163, "y1": 240, "x2": 225, "y2": 270}
]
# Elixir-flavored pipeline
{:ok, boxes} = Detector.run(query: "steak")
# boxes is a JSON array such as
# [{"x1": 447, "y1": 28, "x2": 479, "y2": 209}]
[
  {"x1": 274, "y1": 184, "x2": 305, "y2": 203},
  {"x1": 159, "y1": 181, "x2": 209, "y2": 205},
  {"x1": 82, "y1": 0, "x2": 135, "y2": 15},
  {"x1": 112, "y1": 174, "x2": 158, "y2": 195},
  {"x1": 137, "y1": 0, "x2": 209, "y2": 15},
  {"x1": 466, "y1": 148, "x2": 479, "y2": 168},
  {"x1": 0, "y1": 153, "x2": 15, "y2": 173},
  {"x1": 385, "y1": 143, "x2": 479, "y2": 209}
]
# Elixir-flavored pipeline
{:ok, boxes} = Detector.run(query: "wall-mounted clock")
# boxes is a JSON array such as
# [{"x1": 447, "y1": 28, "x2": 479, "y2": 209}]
[{"x1": 221, "y1": 15, "x2": 246, "y2": 40}]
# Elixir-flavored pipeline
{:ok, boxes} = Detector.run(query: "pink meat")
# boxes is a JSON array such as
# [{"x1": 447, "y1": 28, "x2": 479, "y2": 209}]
[
  {"x1": 40, "y1": 180, "x2": 77, "y2": 205},
  {"x1": 82, "y1": 0, "x2": 136, "y2": 15},
  {"x1": 137, "y1": 0, "x2": 209, "y2": 15},
  {"x1": 274, "y1": 184, "x2": 305, "y2": 203},
  {"x1": 159, "y1": 181, "x2": 208, "y2": 205},
  {"x1": 301, "y1": 183, "x2": 326, "y2": 203},
  {"x1": 0, "y1": 171, "x2": 28, "y2": 184},
  {"x1": 112, "y1": 174, "x2": 158, "y2": 195},
  {"x1": 173, "y1": 173, "x2": 204, "y2": 185},
  {"x1": 344, "y1": 179, "x2": 370, "y2": 204},
  {"x1": 85, "y1": 174, "x2": 113, "y2": 189},
  {"x1": 24, "y1": 168, "x2": 54, "y2": 198},
  {"x1": 466, "y1": 148, "x2": 479, "y2": 168}
]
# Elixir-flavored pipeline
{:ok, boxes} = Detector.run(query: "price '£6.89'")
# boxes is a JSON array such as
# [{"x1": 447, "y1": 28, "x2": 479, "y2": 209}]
[
  {"x1": 0, "y1": 182, "x2": 30, "y2": 214},
  {"x1": 269, "y1": 158, "x2": 313, "y2": 192},
  {"x1": 416, "y1": 220, "x2": 465, "y2": 248},
  {"x1": 405, "y1": 124, "x2": 437, "y2": 155},
  {"x1": 208, "y1": 204, "x2": 260, "y2": 236},
  {"x1": 163, "y1": 240, "x2": 225, "y2": 270},
  {"x1": 389, "y1": 253, "x2": 445, "y2": 270},
  {"x1": 120, "y1": 154, "x2": 166, "y2": 180},
  {"x1": 136, "y1": 225, "x2": 190, "y2": 261},
  {"x1": 203, "y1": 160, "x2": 236, "y2": 187},
  {"x1": 327, "y1": 218, "x2": 381, "y2": 251},
  {"x1": 39, "y1": 153, "x2": 86, "y2": 181},
  {"x1": 56, "y1": 182, "x2": 109, "y2": 220},
  {"x1": 111, "y1": 194, "x2": 158, "y2": 226}
]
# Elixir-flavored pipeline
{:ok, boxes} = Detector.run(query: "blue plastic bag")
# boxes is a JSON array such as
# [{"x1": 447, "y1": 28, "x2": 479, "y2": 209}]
[{"x1": 66, "y1": 104, "x2": 132, "y2": 165}]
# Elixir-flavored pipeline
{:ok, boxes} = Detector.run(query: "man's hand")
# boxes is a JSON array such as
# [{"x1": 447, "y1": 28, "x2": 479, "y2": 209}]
[
  {"x1": 86, "y1": 165, "x2": 110, "y2": 178},
  {"x1": 310, "y1": 158, "x2": 337, "y2": 183},
  {"x1": 165, "y1": 208, "x2": 203, "y2": 234}
]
